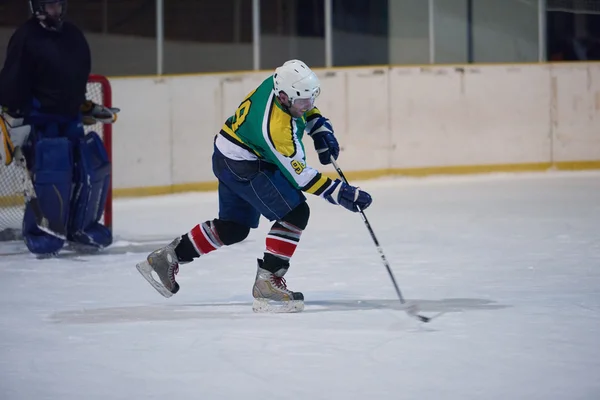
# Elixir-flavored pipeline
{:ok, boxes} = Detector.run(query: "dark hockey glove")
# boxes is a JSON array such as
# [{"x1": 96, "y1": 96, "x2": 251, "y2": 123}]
[
  {"x1": 323, "y1": 179, "x2": 372, "y2": 212},
  {"x1": 81, "y1": 100, "x2": 120, "y2": 125},
  {"x1": 306, "y1": 110, "x2": 339, "y2": 165}
]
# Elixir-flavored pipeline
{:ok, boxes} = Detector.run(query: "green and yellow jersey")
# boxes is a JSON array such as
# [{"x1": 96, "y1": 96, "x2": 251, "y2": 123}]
[{"x1": 216, "y1": 76, "x2": 333, "y2": 196}]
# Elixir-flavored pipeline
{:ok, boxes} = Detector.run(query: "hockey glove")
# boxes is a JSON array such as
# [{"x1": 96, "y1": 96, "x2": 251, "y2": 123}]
[
  {"x1": 0, "y1": 110, "x2": 31, "y2": 166},
  {"x1": 306, "y1": 109, "x2": 339, "y2": 165},
  {"x1": 323, "y1": 179, "x2": 372, "y2": 212},
  {"x1": 81, "y1": 100, "x2": 120, "y2": 125}
]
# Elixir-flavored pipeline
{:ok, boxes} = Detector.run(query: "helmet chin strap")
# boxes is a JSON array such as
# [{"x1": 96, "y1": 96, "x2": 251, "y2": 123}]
[
  {"x1": 37, "y1": 15, "x2": 63, "y2": 31},
  {"x1": 31, "y1": 0, "x2": 66, "y2": 31}
]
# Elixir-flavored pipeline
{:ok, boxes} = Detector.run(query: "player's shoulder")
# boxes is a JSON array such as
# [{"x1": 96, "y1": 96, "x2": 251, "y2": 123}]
[
  {"x1": 10, "y1": 19, "x2": 85, "y2": 41},
  {"x1": 10, "y1": 19, "x2": 39, "y2": 40},
  {"x1": 268, "y1": 99, "x2": 294, "y2": 133},
  {"x1": 254, "y1": 75, "x2": 275, "y2": 96},
  {"x1": 61, "y1": 21, "x2": 85, "y2": 37}
]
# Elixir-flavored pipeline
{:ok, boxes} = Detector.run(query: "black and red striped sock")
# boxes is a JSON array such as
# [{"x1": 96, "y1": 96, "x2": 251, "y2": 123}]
[
  {"x1": 262, "y1": 221, "x2": 303, "y2": 274},
  {"x1": 176, "y1": 220, "x2": 224, "y2": 262}
]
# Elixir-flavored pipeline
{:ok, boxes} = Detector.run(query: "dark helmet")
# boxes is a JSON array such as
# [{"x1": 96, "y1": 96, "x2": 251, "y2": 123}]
[{"x1": 29, "y1": 0, "x2": 67, "y2": 31}]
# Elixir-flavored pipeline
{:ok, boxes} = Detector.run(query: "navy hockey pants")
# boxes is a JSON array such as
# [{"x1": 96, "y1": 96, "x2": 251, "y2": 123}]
[{"x1": 212, "y1": 145, "x2": 305, "y2": 229}]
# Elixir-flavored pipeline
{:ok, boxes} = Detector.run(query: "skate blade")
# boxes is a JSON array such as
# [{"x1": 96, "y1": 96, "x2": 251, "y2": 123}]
[
  {"x1": 252, "y1": 298, "x2": 304, "y2": 313},
  {"x1": 136, "y1": 260, "x2": 174, "y2": 299}
]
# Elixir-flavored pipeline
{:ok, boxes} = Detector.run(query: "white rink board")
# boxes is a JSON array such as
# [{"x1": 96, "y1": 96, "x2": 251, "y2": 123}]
[
  {"x1": 550, "y1": 63, "x2": 600, "y2": 162},
  {"x1": 344, "y1": 68, "x2": 391, "y2": 171},
  {"x1": 109, "y1": 63, "x2": 600, "y2": 192},
  {"x1": 170, "y1": 75, "x2": 221, "y2": 186},
  {"x1": 389, "y1": 65, "x2": 553, "y2": 168},
  {"x1": 111, "y1": 77, "x2": 172, "y2": 189}
]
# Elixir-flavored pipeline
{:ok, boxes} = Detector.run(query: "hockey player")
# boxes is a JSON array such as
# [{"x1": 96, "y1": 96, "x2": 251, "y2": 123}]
[
  {"x1": 136, "y1": 60, "x2": 372, "y2": 313},
  {"x1": 0, "y1": 0, "x2": 118, "y2": 256}
]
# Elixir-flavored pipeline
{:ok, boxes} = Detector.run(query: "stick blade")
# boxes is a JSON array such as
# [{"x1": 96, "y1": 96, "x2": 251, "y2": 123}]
[
  {"x1": 405, "y1": 303, "x2": 431, "y2": 323},
  {"x1": 416, "y1": 315, "x2": 431, "y2": 323}
]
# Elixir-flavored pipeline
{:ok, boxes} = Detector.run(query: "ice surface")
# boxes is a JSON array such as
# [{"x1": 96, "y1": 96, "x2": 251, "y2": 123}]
[{"x1": 1, "y1": 171, "x2": 600, "y2": 400}]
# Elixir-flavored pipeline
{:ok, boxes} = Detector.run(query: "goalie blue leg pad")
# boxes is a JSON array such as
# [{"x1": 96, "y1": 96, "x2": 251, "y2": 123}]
[
  {"x1": 23, "y1": 137, "x2": 73, "y2": 255},
  {"x1": 68, "y1": 131, "x2": 112, "y2": 248}
]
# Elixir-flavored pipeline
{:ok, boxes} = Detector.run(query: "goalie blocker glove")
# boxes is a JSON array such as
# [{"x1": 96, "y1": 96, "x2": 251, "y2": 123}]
[{"x1": 323, "y1": 179, "x2": 372, "y2": 212}]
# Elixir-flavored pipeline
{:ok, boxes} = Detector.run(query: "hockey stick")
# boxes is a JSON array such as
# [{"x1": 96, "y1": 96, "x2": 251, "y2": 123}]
[
  {"x1": 14, "y1": 147, "x2": 66, "y2": 240},
  {"x1": 330, "y1": 156, "x2": 430, "y2": 323}
]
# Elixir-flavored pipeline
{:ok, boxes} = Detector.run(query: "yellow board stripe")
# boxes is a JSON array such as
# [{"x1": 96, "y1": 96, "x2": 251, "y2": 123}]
[
  {"x1": 105, "y1": 160, "x2": 600, "y2": 198},
  {"x1": 0, "y1": 194, "x2": 25, "y2": 207}
]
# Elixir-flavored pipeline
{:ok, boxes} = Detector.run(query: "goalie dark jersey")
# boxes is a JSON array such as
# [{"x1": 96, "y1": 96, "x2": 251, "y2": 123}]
[{"x1": 0, "y1": 17, "x2": 91, "y2": 117}]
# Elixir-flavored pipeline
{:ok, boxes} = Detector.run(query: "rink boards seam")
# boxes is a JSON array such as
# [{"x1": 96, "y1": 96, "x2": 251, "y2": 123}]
[{"x1": 108, "y1": 160, "x2": 600, "y2": 198}]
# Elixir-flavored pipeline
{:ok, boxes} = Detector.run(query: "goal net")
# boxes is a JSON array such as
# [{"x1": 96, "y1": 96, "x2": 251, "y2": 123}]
[{"x1": 0, "y1": 74, "x2": 113, "y2": 241}]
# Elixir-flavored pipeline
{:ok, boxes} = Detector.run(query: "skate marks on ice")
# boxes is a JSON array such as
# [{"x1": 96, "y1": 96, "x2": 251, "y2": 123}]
[{"x1": 48, "y1": 298, "x2": 509, "y2": 324}]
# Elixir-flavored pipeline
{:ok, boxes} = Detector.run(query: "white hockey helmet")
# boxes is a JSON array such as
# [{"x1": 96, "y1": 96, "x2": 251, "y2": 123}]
[{"x1": 273, "y1": 60, "x2": 321, "y2": 111}]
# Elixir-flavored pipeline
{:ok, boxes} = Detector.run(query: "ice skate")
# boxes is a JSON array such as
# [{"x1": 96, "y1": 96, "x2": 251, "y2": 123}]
[
  {"x1": 252, "y1": 259, "x2": 304, "y2": 313},
  {"x1": 136, "y1": 238, "x2": 181, "y2": 298}
]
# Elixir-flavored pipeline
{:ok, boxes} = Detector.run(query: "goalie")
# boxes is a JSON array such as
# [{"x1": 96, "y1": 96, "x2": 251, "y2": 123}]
[{"x1": 0, "y1": 0, "x2": 119, "y2": 256}]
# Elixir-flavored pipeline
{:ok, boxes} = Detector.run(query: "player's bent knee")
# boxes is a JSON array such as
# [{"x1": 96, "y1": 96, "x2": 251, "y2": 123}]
[
  {"x1": 212, "y1": 219, "x2": 251, "y2": 245},
  {"x1": 281, "y1": 201, "x2": 310, "y2": 230}
]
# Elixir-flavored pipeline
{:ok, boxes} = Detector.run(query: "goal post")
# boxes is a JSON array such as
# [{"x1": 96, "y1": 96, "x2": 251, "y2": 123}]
[{"x1": 87, "y1": 73, "x2": 113, "y2": 230}]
